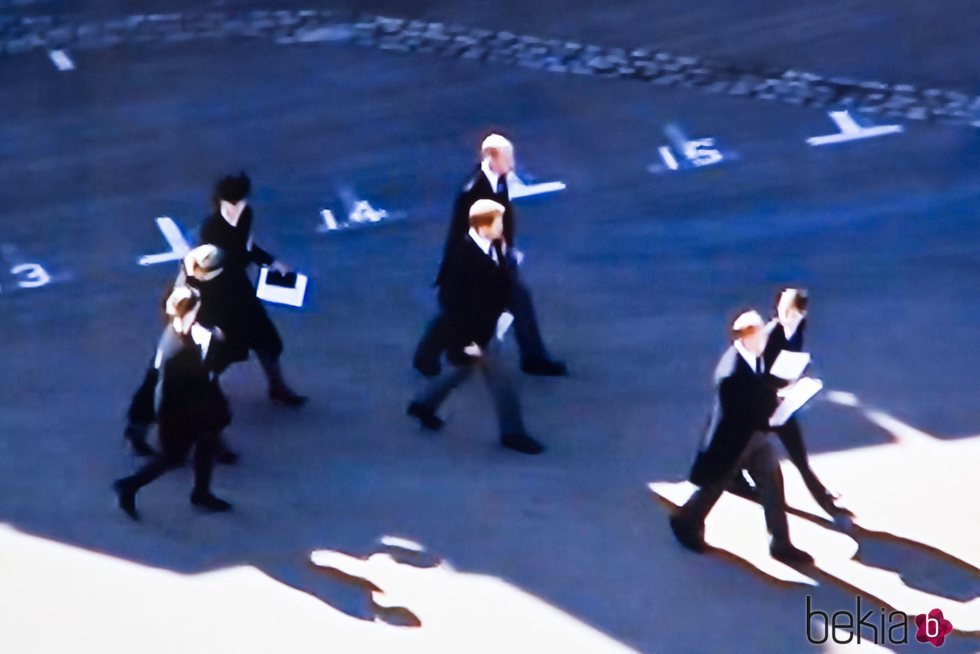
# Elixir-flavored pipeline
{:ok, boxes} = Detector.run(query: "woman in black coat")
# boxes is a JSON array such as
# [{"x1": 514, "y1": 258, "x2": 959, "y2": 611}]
[{"x1": 197, "y1": 173, "x2": 306, "y2": 406}]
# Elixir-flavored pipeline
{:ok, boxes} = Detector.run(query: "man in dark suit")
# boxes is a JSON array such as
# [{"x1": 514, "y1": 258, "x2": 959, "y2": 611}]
[
  {"x1": 123, "y1": 244, "x2": 238, "y2": 462},
  {"x1": 670, "y1": 310, "x2": 813, "y2": 565},
  {"x1": 730, "y1": 288, "x2": 850, "y2": 517},
  {"x1": 198, "y1": 172, "x2": 306, "y2": 406},
  {"x1": 413, "y1": 134, "x2": 566, "y2": 378},
  {"x1": 407, "y1": 199, "x2": 545, "y2": 455},
  {"x1": 114, "y1": 286, "x2": 233, "y2": 520}
]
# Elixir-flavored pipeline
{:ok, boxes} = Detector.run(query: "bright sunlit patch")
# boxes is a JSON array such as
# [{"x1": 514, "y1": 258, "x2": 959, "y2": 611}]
[
  {"x1": 650, "y1": 398, "x2": 980, "y2": 636},
  {"x1": 0, "y1": 526, "x2": 640, "y2": 653}
]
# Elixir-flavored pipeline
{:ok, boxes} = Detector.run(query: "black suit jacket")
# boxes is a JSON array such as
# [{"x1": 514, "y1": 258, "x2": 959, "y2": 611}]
[
  {"x1": 438, "y1": 235, "x2": 511, "y2": 364},
  {"x1": 435, "y1": 165, "x2": 515, "y2": 286},
  {"x1": 155, "y1": 326, "x2": 229, "y2": 431},
  {"x1": 689, "y1": 348, "x2": 779, "y2": 486}
]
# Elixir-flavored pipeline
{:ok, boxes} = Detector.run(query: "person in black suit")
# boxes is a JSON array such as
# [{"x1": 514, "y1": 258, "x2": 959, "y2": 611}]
[
  {"x1": 114, "y1": 286, "x2": 233, "y2": 520},
  {"x1": 407, "y1": 199, "x2": 545, "y2": 455},
  {"x1": 413, "y1": 134, "x2": 566, "y2": 378},
  {"x1": 123, "y1": 245, "x2": 238, "y2": 463},
  {"x1": 198, "y1": 173, "x2": 306, "y2": 406},
  {"x1": 730, "y1": 288, "x2": 850, "y2": 517},
  {"x1": 670, "y1": 310, "x2": 813, "y2": 565}
]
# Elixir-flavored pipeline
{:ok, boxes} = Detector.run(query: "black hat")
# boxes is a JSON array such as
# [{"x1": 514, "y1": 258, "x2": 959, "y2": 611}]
[{"x1": 215, "y1": 172, "x2": 251, "y2": 203}]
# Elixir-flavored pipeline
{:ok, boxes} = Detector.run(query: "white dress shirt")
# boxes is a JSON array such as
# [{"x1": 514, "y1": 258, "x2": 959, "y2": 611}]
[
  {"x1": 481, "y1": 158, "x2": 502, "y2": 194},
  {"x1": 468, "y1": 227, "x2": 499, "y2": 264},
  {"x1": 734, "y1": 340, "x2": 761, "y2": 374}
]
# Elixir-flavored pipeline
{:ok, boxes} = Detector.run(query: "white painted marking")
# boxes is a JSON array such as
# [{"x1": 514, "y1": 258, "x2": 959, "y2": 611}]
[
  {"x1": 48, "y1": 49, "x2": 74, "y2": 71},
  {"x1": 348, "y1": 200, "x2": 387, "y2": 224},
  {"x1": 11, "y1": 263, "x2": 51, "y2": 289},
  {"x1": 138, "y1": 216, "x2": 191, "y2": 267},
  {"x1": 658, "y1": 145, "x2": 679, "y2": 170},
  {"x1": 317, "y1": 208, "x2": 340, "y2": 231},
  {"x1": 653, "y1": 125, "x2": 727, "y2": 172},
  {"x1": 824, "y1": 390, "x2": 860, "y2": 407},
  {"x1": 807, "y1": 111, "x2": 903, "y2": 146},
  {"x1": 507, "y1": 172, "x2": 567, "y2": 199},
  {"x1": 683, "y1": 137, "x2": 724, "y2": 167}
]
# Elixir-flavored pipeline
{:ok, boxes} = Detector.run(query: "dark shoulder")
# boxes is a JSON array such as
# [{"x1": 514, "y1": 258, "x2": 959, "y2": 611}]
[
  {"x1": 200, "y1": 211, "x2": 223, "y2": 237},
  {"x1": 460, "y1": 165, "x2": 488, "y2": 194}
]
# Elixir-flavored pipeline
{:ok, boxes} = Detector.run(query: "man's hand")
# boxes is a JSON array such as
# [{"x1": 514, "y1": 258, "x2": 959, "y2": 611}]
[
  {"x1": 463, "y1": 342, "x2": 482, "y2": 357},
  {"x1": 511, "y1": 249, "x2": 525, "y2": 266}
]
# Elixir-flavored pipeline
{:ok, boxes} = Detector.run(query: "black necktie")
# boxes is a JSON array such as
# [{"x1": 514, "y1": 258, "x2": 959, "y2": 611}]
[
  {"x1": 496, "y1": 176, "x2": 507, "y2": 195},
  {"x1": 755, "y1": 358, "x2": 763, "y2": 375},
  {"x1": 492, "y1": 240, "x2": 507, "y2": 269}
]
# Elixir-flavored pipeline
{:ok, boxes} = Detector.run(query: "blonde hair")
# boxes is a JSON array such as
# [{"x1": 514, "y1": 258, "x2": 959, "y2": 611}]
[{"x1": 468, "y1": 199, "x2": 506, "y2": 228}]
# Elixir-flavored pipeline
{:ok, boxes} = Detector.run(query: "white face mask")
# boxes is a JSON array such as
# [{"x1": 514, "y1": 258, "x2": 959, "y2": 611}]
[{"x1": 220, "y1": 200, "x2": 247, "y2": 226}]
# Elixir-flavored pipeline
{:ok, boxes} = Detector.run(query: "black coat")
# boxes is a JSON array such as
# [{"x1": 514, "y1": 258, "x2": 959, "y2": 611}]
[
  {"x1": 197, "y1": 207, "x2": 282, "y2": 363},
  {"x1": 435, "y1": 166, "x2": 515, "y2": 286},
  {"x1": 438, "y1": 235, "x2": 511, "y2": 364},
  {"x1": 155, "y1": 326, "x2": 230, "y2": 432},
  {"x1": 762, "y1": 318, "x2": 806, "y2": 372},
  {"x1": 689, "y1": 348, "x2": 779, "y2": 486}
]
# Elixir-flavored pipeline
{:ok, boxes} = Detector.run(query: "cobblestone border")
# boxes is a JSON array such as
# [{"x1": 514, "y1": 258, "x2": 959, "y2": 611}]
[{"x1": 2, "y1": 9, "x2": 978, "y2": 126}]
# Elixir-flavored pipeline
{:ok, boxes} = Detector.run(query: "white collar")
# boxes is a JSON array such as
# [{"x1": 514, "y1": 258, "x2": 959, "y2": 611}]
[
  {"x1": 189, "y1": 323, "x2": 213, "y2": 360},
  {"x1": 468, "y1": 227, "x2": 494, "y2": 256},
  {"x1": 170, "y1": 309, "x2": 211, "y2": 360},
  {"x1": 733, "y1": 340, "x2": 760, "y2": 373},
  {"x1": 780, "y1": 315, "x2": 803, "y2": 341},
  {"x1": 481, "y1": 158, "x2": 501, "y2": 193},
  {"x1": 220, "y1": 200, "x2": 246, "y2": 227}
]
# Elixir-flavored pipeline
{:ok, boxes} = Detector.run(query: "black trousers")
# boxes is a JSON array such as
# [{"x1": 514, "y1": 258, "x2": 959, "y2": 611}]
[
  {"x1": 412, "y1": 340, "x2": 526, "y2": 437},
  {"x1": 732, "y1": 418, "x2": 834, "y2": 510},
  {"x1": 120, "y1": 420, "x2": 218, "y2": 494},
  {"x1": 414, "y1": 273, "x2": 550, "y2": 369},
  {"x1": 678, "y1": 433, "x2": 791, "y2": 545}
]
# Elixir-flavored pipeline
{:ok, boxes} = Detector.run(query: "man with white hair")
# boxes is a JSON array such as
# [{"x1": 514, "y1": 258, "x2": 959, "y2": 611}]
[
  {"x1": 670, "y1": 310, "x2": 814, "y2": 565},
  {"x1": 413, "y1": 133, "x2": 567, "y2": 378},
  {"x1": 407, "y1": 199, "x2": 544, "y2": 455},
  {"x1": 728, "y1": 288, "x2": 850, "y2": 518}
]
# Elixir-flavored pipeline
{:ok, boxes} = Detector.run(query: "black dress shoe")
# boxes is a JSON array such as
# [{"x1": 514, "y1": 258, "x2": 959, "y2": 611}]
[
  {"x1": 124, "y1": 424, "x2": 156, "y2": 457},
  {"x1": 413, "y1": 356, "x2": 441, "y2": 378},
  {"x1": 191, "y1": 491, "x2": 232, "y2": 513},
  {"x1": 407, "y1": 402, "x2": 445, "y2": 431},
  {"x1": 269, "y1": 386, "x2": 308, "y2": 407},
  {"x1": 520, "y1": 359, "x2": 568, "y2": 377},
  {"x1": 500, "y1": 432, "x2": 545, "y2": 455},
  {"x1": 669, "y1": 514, "x2": 706, "y2": 553},
  {"x1": 113, "y1": 479, "x2": 140, "y2": 521},
  {"x1": 770, "y1": 541, "x2": 814, "y2": 565}
]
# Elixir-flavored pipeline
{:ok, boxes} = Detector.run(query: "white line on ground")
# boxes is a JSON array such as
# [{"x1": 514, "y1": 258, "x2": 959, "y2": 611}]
[{"x1": 48, "y1": 49, "x2": 75, "y2": 71}]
